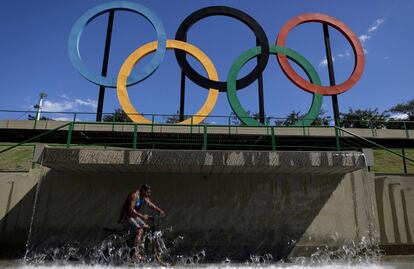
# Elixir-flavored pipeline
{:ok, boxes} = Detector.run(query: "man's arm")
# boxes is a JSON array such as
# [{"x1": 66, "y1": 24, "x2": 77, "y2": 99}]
[
  {"x1": 145, "y1": 198, "x2": 165, "y2": 216},
  {"x1": 129, "y1": 193, "x2": 148, "y2": 220}
]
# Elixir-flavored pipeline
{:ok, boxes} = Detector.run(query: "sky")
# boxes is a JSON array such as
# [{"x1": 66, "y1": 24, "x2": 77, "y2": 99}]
[{"x1": 0, "y1": 0, "x2": 413, "y2": 123}]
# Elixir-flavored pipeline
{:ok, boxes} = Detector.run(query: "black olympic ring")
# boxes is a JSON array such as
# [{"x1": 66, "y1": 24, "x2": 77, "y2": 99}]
[{"x1": 174, "y1": 6, "x2": 269, "y2": 92}]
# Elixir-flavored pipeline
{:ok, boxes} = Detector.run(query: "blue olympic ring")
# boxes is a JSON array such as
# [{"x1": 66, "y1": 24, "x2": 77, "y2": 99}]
[{"x1": 68, "y1": 1, "x2": 167, "y2": 88}]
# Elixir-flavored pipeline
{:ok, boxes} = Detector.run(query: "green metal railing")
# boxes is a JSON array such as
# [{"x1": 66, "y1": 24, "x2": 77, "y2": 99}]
[
  {"x1": 1, "y1": 110, "x2": 414, "y2": 173},
  {"x1": 335, "y1": 126, "x2": 414, "y2": 162},
  {"x1": 0, "y1": 122, "x2": 71, "y2": 154},
  {"x1": 1, "y1": 119, "x2": 413, "y2": 153},
  {"x1": 2, "y1": 121, "x2": 328, "y2": 152},
  {"x1": 1, "y1": 109, "x2": 413, "y2": 134}
]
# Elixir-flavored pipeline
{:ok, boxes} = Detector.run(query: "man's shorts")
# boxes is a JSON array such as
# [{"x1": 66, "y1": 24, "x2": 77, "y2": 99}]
[{"x1": 127, "y1": 217, "x2": 146, "y2": 232}]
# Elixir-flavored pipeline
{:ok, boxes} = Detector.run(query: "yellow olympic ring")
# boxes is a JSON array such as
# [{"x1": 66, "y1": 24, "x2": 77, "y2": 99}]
[{"x1": 117, "y1": 40, "x2": 219, "y2": 124}]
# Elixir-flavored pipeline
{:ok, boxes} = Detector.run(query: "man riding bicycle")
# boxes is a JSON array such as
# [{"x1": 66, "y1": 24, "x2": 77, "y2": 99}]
[{"x1": 120, "y1": 184, "x2": 165, "y2": 260}]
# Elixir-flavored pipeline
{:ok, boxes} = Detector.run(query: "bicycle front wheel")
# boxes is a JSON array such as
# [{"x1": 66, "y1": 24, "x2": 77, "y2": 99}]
[{"x1": 153, "y1": 235, "x2": 176, "y2": 266}]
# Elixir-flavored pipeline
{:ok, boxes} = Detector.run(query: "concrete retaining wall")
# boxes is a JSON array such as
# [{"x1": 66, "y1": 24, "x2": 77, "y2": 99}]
[
  {"x1": 0, "y1": 169, "x2": 40, "y2": 246},
  {"x1": 1, "y1": 149, "x2": 413, "y2": 259},
  {"x1": 373, "y1": 174, "x2": 414, "y2": 245},
  {"x1": 20, "y1": 169, "x2": 374, "y2": 260}
]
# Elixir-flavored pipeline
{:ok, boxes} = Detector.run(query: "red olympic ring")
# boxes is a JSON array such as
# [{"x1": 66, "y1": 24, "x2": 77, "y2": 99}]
[{"x1": 276, "y1": 13, "x2": 365, "y2": 96}]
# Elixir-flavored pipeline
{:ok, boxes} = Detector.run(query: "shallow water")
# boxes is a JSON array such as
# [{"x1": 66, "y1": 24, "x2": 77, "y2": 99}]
[{"x1": 0, "y1": 260, "x2": 413, "y2": 269}]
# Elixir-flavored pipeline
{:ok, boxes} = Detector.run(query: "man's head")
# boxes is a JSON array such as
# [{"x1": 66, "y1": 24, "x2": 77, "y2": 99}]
[{"x1": 140, "y1": 184, "x2": 151, "y2": 198}]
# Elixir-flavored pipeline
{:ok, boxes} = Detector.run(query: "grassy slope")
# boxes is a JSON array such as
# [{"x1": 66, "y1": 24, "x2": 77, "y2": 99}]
[
  {"x1": 0, "y1": 144, "x2": 35, "y2": 171},
  {"x1": 372, "y1": 148, "x2": 414, "y2": 174}
]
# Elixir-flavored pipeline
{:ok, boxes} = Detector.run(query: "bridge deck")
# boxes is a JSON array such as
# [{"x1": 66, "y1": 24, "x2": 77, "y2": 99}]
[
  {"x1": 1, "y1": 120, "x2": 413, "y2": 150},
  {"x1": 1, "y1": 120, "x2": 413, "y2": 138}
]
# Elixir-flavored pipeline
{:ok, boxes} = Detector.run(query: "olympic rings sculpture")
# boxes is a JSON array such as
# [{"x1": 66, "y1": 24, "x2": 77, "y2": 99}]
[{"x1": 68, "y1": 1, "x2": 365, "y2": 126}]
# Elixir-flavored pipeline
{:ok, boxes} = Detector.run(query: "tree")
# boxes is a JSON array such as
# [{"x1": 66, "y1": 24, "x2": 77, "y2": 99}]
[
  {"x1": 28, "y1": 114, "x2": 53, "y2": 120},
  {"x1": 311, "y1": 109, "x2": 332, "y2": 126},
  {"x1": 103, "y1": 108, "x2": 132, "y2": 122},
  {"x1": 164, "y1": 111, "x2": 216, "y2": 124},
  {"x1": 340, "y1": 108, "x2": 389, "y2": 128},
  {"x1": 274, "y1": 110, "x2": 302, "y2": 126},
  {"x1": 230, "y1": 111, "x2": 270, "y2": 125},
  {"x1": 387, "y1": 99, "x2": 414, "y2": 129},
  {"x1": 230, "y1": 111, "x2": 242, "y2": 125},
  {"x1": 273, "y1": 109, "x2": 332, "y2": 126},
  {"x1": 165, "y1": 111, "x2": 180, "y2": 123},
  {"x1": 389, "y1": 99, "x2": 414, "y2": 120}
]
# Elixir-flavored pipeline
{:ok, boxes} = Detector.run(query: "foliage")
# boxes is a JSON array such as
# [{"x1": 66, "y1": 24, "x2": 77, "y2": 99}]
[
  {"x1": 385, "y1": 118, "x2": 412, "y2": 129},
  {"x1": 165, "y1": 111, "x2": 215, "y2": 124},
  {"x1": 388, "y1": 99, "x2": 414, "y2": 120},
  {"x1": 387, "y1": 99, "x2": 414, "y2": 129},
  {"x1": 311, "y1": 109, "x2": 332, "y2": 126},
  {"x1": 274, "y1": 109, "x2": 331, "y2": 126},
  {"x1": 340, "y1": 108, "x2": 389, "y2": 128},
  {"x1": 102, "y1": 108, "x2": 132, "y2": 122},
  {"x1": 230, "y1": 111, "x2": 270, "y2": 125},
  {"x1": 27, "y1": 114, "x2": 53, "y2": 120},
  {"x1": 165, "y1": 111, "x2": 181, "y2": 123},
  {"x1": 274, "y1": 110, "x2": 302, "y2": 126}
]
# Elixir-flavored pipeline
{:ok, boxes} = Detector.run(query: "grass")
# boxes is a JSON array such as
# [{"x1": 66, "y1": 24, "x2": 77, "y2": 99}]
[
  {"x1": 0, "y1": 143, "x2": 414, "y2": 174},
  {"x1": 0, "y1": 144, "x2": 36, "y2": 171},
  {"x1": 371, "y1": 148, "x2": 414, "y2": 174},
  {"x1": 0, "y1": 143, "x2": 109, "y2": 172}
]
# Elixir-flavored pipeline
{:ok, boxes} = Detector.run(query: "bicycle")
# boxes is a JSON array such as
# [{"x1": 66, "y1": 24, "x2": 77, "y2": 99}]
[
  {"x1": 143, "y1": 215, "x2": 177, "y2": 266},
  {"x1": 101, "y1": 215, "x2": 178, "y2": 266}
]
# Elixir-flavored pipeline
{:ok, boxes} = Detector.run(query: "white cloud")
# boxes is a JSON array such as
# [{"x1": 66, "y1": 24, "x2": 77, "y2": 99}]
[
  {"x1": 337, "y1": 51, "x2": 351, "y2": 59},
  {"x1": 358, "y1": 34, "x2": 371, "y2": 43},
  {"x1": 41, "y1": 96, "x2": 97, "y2": 112},
  {"x1": 390, "y1": 113, "x2": 408, "y2": 120},
  {"x1": 319, "y1": 59, "x2": 328, "y2": 67},
  {"x1": 367, "y1": 18, "x2": 386, "y2": 33},
  {"x1": 318, "y1": 17, "x2": 385, "y2": 68},
  {"x1": 42, "y1": 100, "x2": 73, "y2": 111},
  {"x1": 74, "y1": 98, "x2": 98, "y2": 108},
  {"x1": 61, "y1": 94, "x2": 71, "y2": 100},
  {"x1": 318, "y1": 56, "x2": 335, "y2": 67},
  {"x1": 357, "y1": 18, "x2": 386, "y2": 51}
]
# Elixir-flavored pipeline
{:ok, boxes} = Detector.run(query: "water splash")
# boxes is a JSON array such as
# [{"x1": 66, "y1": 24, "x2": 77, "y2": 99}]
[
  {"x1": 291, "y1": 236, "x2": 382, "y2": 266},
  {"x1": 24, "y1": 227, "x2": 197, "y2": 267},
  {"x1": 176, "y1": 250, "x2": 206, "y2": 265},
  {"x1": 23, "y1": 236, "x2": 385, "y2": 268},
  {"x1": 0, "y1": 260, "x2": 399, "y2": 269},
  {"x1": 247, "y1": 253, "x2": 273, "y2": 264}
]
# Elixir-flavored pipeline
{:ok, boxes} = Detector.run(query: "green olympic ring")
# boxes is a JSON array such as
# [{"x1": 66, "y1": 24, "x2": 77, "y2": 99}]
[{"x1": 227, "y1": 45, "x2": 323, "y2": 127}]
